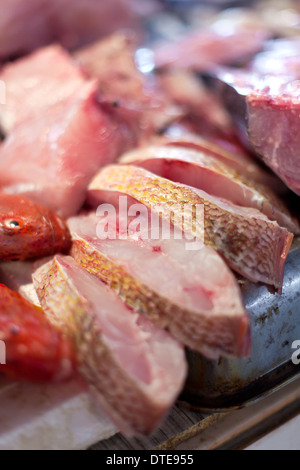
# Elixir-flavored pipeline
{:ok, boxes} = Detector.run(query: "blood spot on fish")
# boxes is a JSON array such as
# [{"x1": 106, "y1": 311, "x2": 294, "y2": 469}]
[{"x1": 152, "y1": 246, "x2": 162, "y2": 253}]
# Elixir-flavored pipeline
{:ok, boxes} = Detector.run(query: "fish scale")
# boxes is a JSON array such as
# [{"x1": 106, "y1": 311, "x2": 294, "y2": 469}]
[
  {"x1": 119, "y1": 144, "x2": 300, "y2": 233},
  {"x1": 68, "y1": 212, "x2": 251, "y2": 360},
  {"x1": 88, "y1": 165, "x2": 294, "y2": 291},
  {"x1": 33, "y1": 255, "x2": 187, "y2": 437}
]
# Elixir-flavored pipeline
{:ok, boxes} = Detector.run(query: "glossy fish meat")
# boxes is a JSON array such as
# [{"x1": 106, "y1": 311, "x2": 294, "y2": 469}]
[
  {"x1": 0, "y1": 45, "x2": 87, "y2": 134},
  {"x1": 120, "y1": 145, "x2": 300, "y2": 233},
  {"x1": 0, "y1": 194, "x2": 71, "y2": 261},
  {"x1": 33, "y1": 255, "x2": 187, "y2": 436},
  {"x1": 0, "y1": 284, "x2": 76, "y2": 382},
  {"x1": 154, "y1": 132, "x2": 279, "y2": 188},
  {"x1": 68, "y1": 212, "x2": 251, "y2": 360},
  {"x1": 88, "y1": 165, "x2": 294, "y2": 291},
  {"x1": 157, "y1": 70, "x2": 235, "y2": 139},
  {"x1": 75, "y1": 32, "x2": 183, "y2": 137},
  {"x1": 215, "y1": 62, "x2": 300, "y2": 196},
  {"x1": 0, "y1": 81, "x2": 135, "y2": 218}
]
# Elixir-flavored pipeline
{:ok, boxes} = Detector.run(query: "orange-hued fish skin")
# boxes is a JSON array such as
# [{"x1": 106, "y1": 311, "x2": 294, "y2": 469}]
[
  {"x1": 88, "y1": 165, "x2": 294, "y2": 291},
  {"x1": 68, "y1": 211, "x2": 251, "y2": 360},
  {"x1": 120, "y1": 145, "x2": 300, "y2": 234},
  {"x1": 33, "y1": 255, "x2": 187, "y2": 436},
  {"x1": 0, "y1": 194, "x2": 71, "y2": 261},
  {"x1": 0, "y1": 285, "x2": 76, "y2": 382}
]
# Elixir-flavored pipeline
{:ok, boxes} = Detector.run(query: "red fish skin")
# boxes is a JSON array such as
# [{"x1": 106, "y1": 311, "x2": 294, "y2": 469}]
[
  {"x1": 0, "y1": 285, "x2": 76, "y2": 382},
  {"x1": 0, "y1": 194, "x2": 72, "y2": 261}
]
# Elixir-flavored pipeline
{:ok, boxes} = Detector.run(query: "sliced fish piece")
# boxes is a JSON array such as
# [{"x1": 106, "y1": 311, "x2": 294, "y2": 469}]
[
  {"x1": 155, "y1": 131, "x2": 278, "y2": 187},
  {"x1": 33, "y1": 255, "x2": 187, "y2": 437},
  {"x1": 87, "y1": 165, "x2": 293, "y2": 291},
  {"x1": 120, "y1": 145, "x2": 300, "y2": 233},
  {"x1": 0, "y1": 82, "x2": 133, "y2": 218},
  {"x1": 0, "y1": 44, "x2": 87, "y2": 134},
  {"x1": 68, "y1": 211, "x2": 251, "y2": 360},
  {"x1": 0, "y1": 0, "x2": 159, "y2": 60},
  {"x1": 247, "y1": 83, "x2": 300, "y2": 197},
  {"x1": 75, "y1": 32, "x2": 184, "y2": 136},
  {"x1": 215, "y1": 65, "x2": 300, "y2": 197}
]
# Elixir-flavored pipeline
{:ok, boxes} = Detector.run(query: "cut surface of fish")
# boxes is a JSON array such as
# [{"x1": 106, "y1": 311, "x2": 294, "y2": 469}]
[
  {"x1": 33, "y1": 255, "x2": 187, "y2": 437},
  {"x1": 68, "y1": 211, "x2": 251, "y2": 360},
  {"x1": 88, "y1": 165, "x2": 293, "y2": 291},
  {"x1": 0, "y1": 82, "x2": 133, "y2": 218},
  {"x1": 120, "y1": 145, "x2": 300, "y2": 234}
]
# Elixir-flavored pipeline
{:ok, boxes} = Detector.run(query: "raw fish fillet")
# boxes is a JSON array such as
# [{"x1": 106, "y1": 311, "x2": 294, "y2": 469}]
[
  {"x1": 154, "y1": 132, "x2": 278, "y2": 188},
  {"x1": 120, "y1": 145, "x2": 300, "y2": 233},
  {"x1": 0, "y1": 0, "x2": 52, "y2": 60},
  {"x1": 216, "y1": 65, "x2": 300, "y2": 196},
  {"x1": 33, "y1": 255, "x2": 187, "y2": 437},
  {"x1": 0, "y1": 45, "x2": 87, "y2": 134},
  {"x1": 0, "y1": 82, "x2": 134, "y2": 217},
  {"x1": 68, "y1": 212, "x2": 251, "y2": 360},
  {"x1": 88, "y1": 165, "x2": 293, "y2": 291}
]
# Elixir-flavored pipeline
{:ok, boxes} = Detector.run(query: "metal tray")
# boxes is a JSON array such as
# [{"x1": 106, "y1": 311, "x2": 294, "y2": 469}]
[
  {"x1": 144, "y1": 0, "x2": 300, "y2": 412},
  {"x1": 181, "y1": 238, "x2": 300, "y2": 411}
]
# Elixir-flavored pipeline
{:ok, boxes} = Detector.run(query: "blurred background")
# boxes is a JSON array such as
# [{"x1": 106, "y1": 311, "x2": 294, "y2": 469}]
[{"x1": 0, "y1": 0, "x2": 300, "y2": 62}]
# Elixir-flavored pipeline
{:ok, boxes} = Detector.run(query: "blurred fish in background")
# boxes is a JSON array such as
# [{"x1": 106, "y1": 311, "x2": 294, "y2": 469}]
[
  {"x1": 0, "y1": 0, "x2": 160, "y2": 61},
  {"x1": 1, "y1": 0, "x2": 300, "y2": 63}
]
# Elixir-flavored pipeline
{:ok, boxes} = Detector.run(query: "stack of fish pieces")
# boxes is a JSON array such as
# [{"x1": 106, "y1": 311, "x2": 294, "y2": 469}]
[{"x1": 0, "y1": 7, "x2": 299, "y2": 439}]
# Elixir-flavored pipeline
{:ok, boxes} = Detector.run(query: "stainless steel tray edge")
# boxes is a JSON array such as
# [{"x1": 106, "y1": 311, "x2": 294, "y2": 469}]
[{"x1": 180, "y1": 238, "x2": 300, "y2": 411}]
